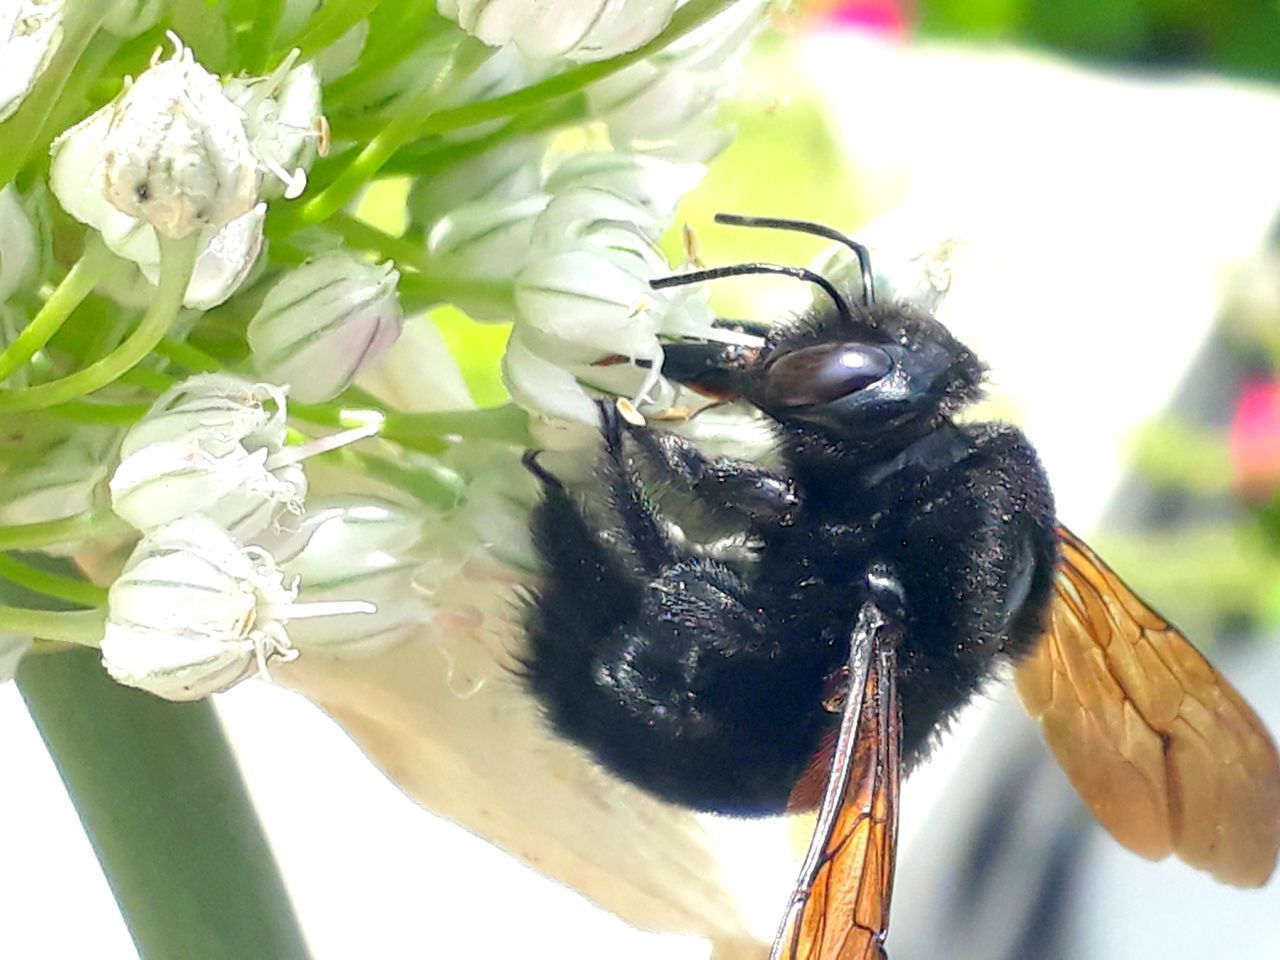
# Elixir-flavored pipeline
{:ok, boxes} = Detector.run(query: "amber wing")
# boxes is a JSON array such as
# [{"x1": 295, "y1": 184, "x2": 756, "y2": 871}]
[
  {"x1": 775, "y1": 606, "x2": 902, "y2": 960},
  {"x1": 1015, "y1": 525, "x2": 1280, "y2": 887}
]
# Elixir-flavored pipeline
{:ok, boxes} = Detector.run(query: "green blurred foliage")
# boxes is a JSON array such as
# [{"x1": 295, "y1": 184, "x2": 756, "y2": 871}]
[{"x1": 919, "y1": 0, "x2": 1280, "y2": 82}]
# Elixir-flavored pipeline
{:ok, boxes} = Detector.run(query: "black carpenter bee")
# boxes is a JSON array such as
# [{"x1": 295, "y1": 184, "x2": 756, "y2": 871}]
[{"x1": 521, "y1": 214, "x2": 1280, "y2": 960}]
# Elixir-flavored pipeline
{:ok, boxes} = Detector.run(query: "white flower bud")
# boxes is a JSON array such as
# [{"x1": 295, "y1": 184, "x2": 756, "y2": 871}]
[
  {"x1": 102, "y1": 514, "x2": 373, "y2": 700},
  {"x1": 0, "y1": 185, "x2": 38, "y2": 301},
  {"x1": 110, "y1": 374, "x2": 306, "y2": 538},
  {"x1": 530, "y1": 187, "x2": 665, "y2": 251},
  {"x1": 94, "y1": 36, "x2": 259, "y2": 238},
  {"x1": 0, "y1": 635, "x2": 32, "y2": 684},
  {"x1": 102, "y1": 0, "x2": 161, "y2": 39},
  {"x1": 0, "y1": 428, "x2": 117, "y2": 553},
  {"x1": 589, "y1": 61, "x2": 719, "y2": 147},
  {"x1": 249, "y1": 498, "x2": 432, "y2": 655},
  {"x1": 543, "y1": 153, "x2": 705, "y2": 223},
  {"x1": 408, "y1": 140, "x2": 546, "y2": 230},
  {"x1": 247, "y1": 253, "x2": 403, "y2": 403},
  {"x1": 0, "y1": 0, "x2": 63, "y2": 122},
  {"x1": 439, "y1": 0, "x2": 677, "y2": 62},
  {"x1": 428, "y1": 195, "x2": 549, "y2": 282},
  {"x1": 225, "y1": 56, "x2": 325, "y2": 200},
  {"x1": 515, "y1": 248, "x2": 663, "y2": 363}
]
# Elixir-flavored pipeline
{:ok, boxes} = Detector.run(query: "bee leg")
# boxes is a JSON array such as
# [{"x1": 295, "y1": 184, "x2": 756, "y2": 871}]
[
  {"x1": 596, "y1": 399, "x2": 679, "y2": 573},
  {"x1": 626, "y1": 427, "x2": 800, "y2": 525}
]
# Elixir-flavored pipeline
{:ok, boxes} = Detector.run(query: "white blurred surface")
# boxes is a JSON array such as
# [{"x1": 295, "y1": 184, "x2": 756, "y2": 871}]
[{"x1": 6, "y1": 33, "x2": 1280, "y2": 959}]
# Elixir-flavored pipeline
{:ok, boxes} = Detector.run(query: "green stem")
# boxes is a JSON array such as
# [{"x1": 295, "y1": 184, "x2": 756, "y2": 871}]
[
  {"x1": 0, "y1": 242, "x2": 115, "y2": 384},
  {"x1": 384, "y1": 404, "x2": 532, "y2": 446},
  {"x1": 354, "y1": 450, "x2": 464, "y2": 508},
  {"x1": 0, "y1": 5, "x2": 110, "y2": 190},
  {"x1": 16, "y1": 648, "x2": 312, "y2": 960},
  {"x1": 0, "y1": 553, "x2": 108, "y2": 606},
  {"x1": 0, "y1": 604, "x2": 104, "y2": 645},
  {"x1": 0, "y1": 510, "x2": 131, "y2": 551},
  {"x1": 0, "y1": 234, "x2": 200, "y2": 413},
  {"x1": 286, "y1": 0, "x2": 384, "y2": 60},
  {"x1": 300, "y1": 0, "x2": 732, "y2": 222},
  {"x1": 320, "y1": 214, "x2": 517, "y2": 315},
  {"x1": 153, "y1": 338, "x2": 224, "y2": 374}
]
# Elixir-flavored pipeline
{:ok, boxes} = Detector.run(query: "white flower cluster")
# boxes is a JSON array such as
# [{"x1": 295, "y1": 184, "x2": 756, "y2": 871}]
[
  {"x1": 48, "y1": 36, "x2": 325, "y2": 310},
  {"x1": 414, "y1": 1, "x2": 767, "y2": 428},
  {"x1": 90, "y1": 373, "x2": 430, "y2": 700}
]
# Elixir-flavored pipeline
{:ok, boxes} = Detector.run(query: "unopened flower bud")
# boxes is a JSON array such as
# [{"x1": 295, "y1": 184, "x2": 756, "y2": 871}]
[
  {"x1": 247, "y1": 253, "x2": 403, "y2": 403},
  {"x1": 102, "y1": 0, "x2": 161, "y2": 39},
  {"x1": 543, "y1": 153, "x2": 705, "y2": 222},
  {"x1": 102, "y1": 514, "x2": 373, "y2": 700},
  {"x1": 225, "y1": 56, "x2": 325, "y2": 201},
  {"x1": 91, "y1": 36, "x2": 258, "y2": 238},
  {"x1": 250, "y1": 498, "x2": 432, "y2": 655},
  {"x1": 515, "y1": 249, "x2": 663, "y2": 362},
  {"x1": 1, "y1": 635, "x2": 33, "y2": 684},
  {"x1": 110, "y1": 374, "x2": 306, "y2": 537},
  {"x1": 408, "y1": 140, "x2": 546, "y2": 230},
  {"x1": 439, "y1": 0, "x2": 676, "y2": 62},
  {"x1": 0, "y1": 428, "x2": 117, "y2": 553},
  {"x1": 0, "y1": 185, "x2": 37, "y2": 302},
  {"x1": 0, "y1": 0, "x2": 63, "y2": 122}
]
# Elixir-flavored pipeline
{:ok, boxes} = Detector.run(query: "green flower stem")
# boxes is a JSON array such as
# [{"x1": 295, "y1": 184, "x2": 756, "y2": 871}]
[
  {"x1": 153, "y1": 338, "x2": 223, "y2": 374},
  {"x1": 0, "y1": 234, "x2": 199, "y2": 413},
  {"x1": 0, "y1": 242, "x2": 115, "y2": 384},
  {"x1": 353, "y1": 450, "x2": 465, "y2": 508},
  {"x1": 0, "y1": 552, "x2": 108, "y2": 607},
  {"x1": 0, "y1": 604, "x2": 104, "y2": 645},
  {"x1": 288, "y1": 400, "x2": 448, "y2": 455},
  {"x1": 47, "y1": 399, "x2": 150, "y2": 426},
  {"x1": 323, "y1": 9, "x2": 454, "y2": 108},
  {"x1": 301, "y1": 0, "x2": 733, "y2": 223},
  {"x1": 0, "y1": 4, "x2": 110, "y2": 190},
  {"x1": 385, "y1": 404, "x2": 533, "y2": 447},
  {"x1": 16, "y1": 648, "x2": 312, "y2": 960},
  {"x1": 230, "y1": 0, "x2": 284, "y2": 73},
  {"x1": 287, "y1": 0, "x2": 384, "y2": 60},
  {"x1": 0, "y1": 510, "x2": 131, "y2": 551},
  {"x1": 320, "y1": 214, "x2": 517, "y2": 315}
]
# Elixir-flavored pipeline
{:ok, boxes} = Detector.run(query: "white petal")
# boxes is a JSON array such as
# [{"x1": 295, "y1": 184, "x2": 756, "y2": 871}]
[
  {"x1": 501, "y1": 329, "x2": 599, "y2": 424},
  {"x1": 515, "y1": 249, "x2": 661, "y2": 361},
  {"x1": 544, "y1": 152, "x2": 706, "y2": 222},
  {"x1": 0, "y1": 185, "x2": 38, "y2": 301},
  {"x1": 356, "y1": 315, "x2": 474, "y2": 413}
]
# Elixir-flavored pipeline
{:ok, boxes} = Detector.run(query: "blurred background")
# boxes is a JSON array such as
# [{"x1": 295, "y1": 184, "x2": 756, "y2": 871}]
[{"x1": 5, "y1": 0, "x2": 1280, "y2": 956}]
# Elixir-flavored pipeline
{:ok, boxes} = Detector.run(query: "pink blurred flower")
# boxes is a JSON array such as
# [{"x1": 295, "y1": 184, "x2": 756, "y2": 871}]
[
  {"x1": 1230, "y1": 378, "x2": 1280, "y2": 501},
  {"x1": 810, "y1": 0, "x2": 908, "y2": 37}
]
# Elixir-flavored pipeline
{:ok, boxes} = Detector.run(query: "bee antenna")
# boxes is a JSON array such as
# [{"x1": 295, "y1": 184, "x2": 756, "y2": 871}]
[
  {"x1": 713, "y1": 213, "x2": 876, "y2": 307},
  {"x1": 650, "y1": 263, "x2": 852, "y2": 323}
]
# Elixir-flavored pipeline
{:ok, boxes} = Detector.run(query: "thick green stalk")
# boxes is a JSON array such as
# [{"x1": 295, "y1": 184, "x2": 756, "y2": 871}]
[
  {"x1": 0, "y1": 552, "x2": 107, "y2": 607},
  {"x1": 0, "y1": 510, "x2": 131, "y2": 551},
  {"x1": 16, "y1": 649, "x2": 312, "y2": 960}
]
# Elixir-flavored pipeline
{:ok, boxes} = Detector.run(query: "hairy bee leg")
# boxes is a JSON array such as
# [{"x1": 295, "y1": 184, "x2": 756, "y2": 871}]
[
  {"x1": 626, "y1": 428, "x2": 800, "y2": 524},
  {"x1": 596, "y1": 400, "x2": 678, "y2": 574}
]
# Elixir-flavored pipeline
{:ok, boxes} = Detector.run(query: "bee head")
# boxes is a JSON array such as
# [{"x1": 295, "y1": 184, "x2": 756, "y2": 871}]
[{"x1": 654, "y1": 215, "x2": 984, "y2": 448}]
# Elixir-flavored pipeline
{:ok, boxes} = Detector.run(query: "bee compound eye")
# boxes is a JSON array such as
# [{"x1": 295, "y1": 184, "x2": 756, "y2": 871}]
[{"x1": 763, "y1": 343, "x2": 892, "y2": 409}]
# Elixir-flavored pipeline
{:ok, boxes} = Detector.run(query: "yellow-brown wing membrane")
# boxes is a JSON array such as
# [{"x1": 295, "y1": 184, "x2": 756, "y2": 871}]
[
  {"x1": 1015, "y1": 525, "x2": 1280, "y2": 887},
  {"x1": 775, "y1": 605, "x2": 902, "y2": 960}
]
